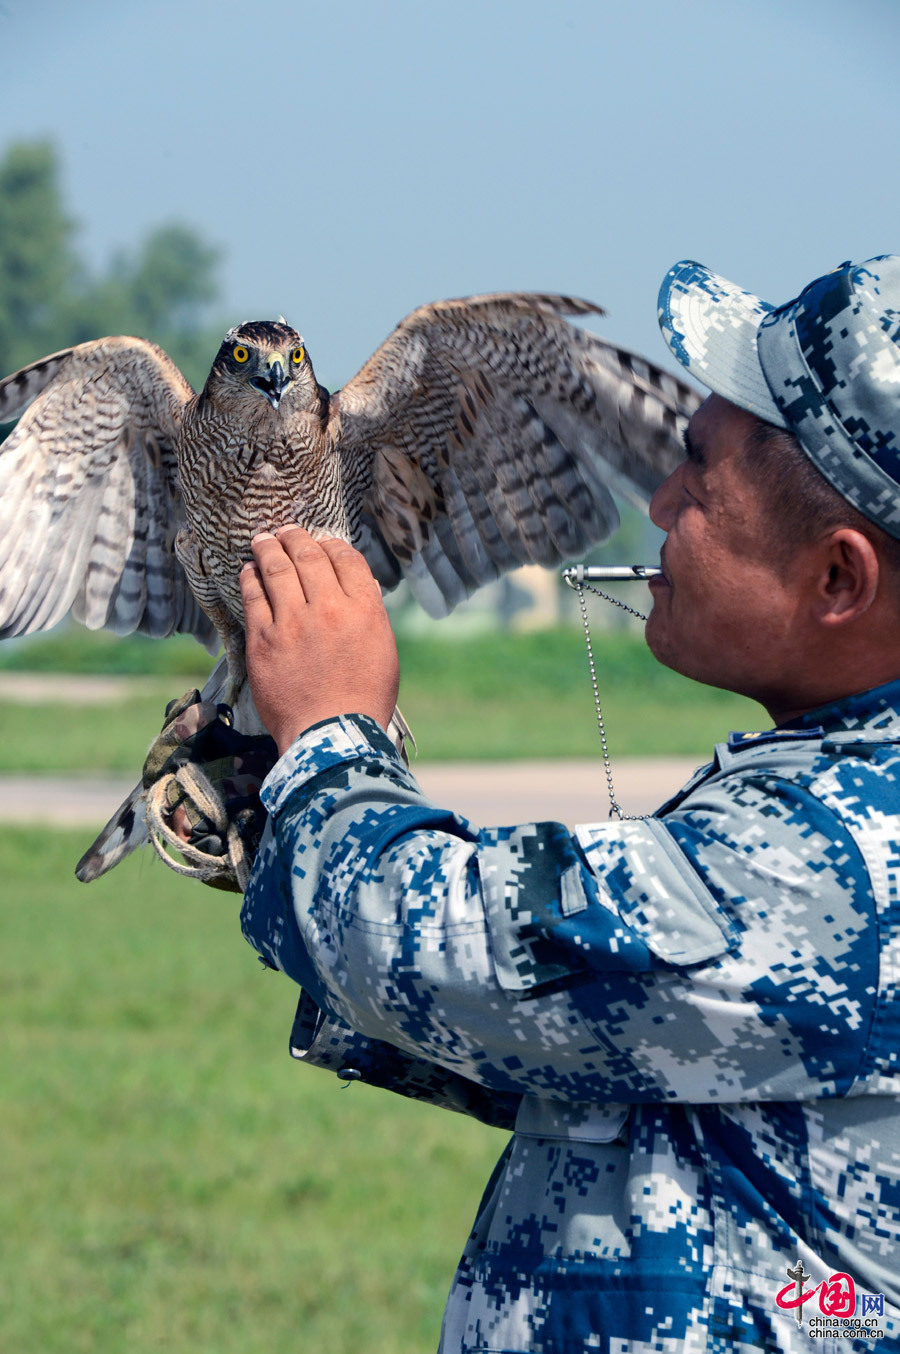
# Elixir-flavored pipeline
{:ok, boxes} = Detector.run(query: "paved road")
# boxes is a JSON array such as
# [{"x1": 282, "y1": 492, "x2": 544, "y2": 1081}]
[
  {"x1": 0, "y1": 756, "x2": 702, "y2": 828},
  {"x1": 0, "y1": 672, "x2": 171, "y2": 703},
  {"x1": 415, "y1": 757, "x2": 700, "y2": 823},
  {"x1": 0, "y1": 673, "x2": 703, "y2": 826}
]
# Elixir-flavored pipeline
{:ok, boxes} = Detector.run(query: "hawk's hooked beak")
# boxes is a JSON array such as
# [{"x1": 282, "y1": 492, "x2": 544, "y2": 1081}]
[{"x1": 250, "y1": 354, "x2": 288, "y2": 410}]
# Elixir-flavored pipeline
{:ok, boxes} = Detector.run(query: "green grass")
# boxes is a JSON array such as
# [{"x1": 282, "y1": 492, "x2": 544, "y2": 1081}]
[
  {"x1": 0, "y1": 627, "x2": 769, "y2": 1349},
  {"x1": 0, "y1": 829, "x2": 502, "y2": 1354},
  {"x1": 0, "y1": 628, "x2": 768, "y2": 772},
  {"x1": 0, "y1": 687, "x2": 205, "y2": 773},
  {"x1": 395, "y1": 628, "x2": 767, "y2": 759},
  {"x1": 0, "y1": 628, "x2": 216, "y2": 677}
]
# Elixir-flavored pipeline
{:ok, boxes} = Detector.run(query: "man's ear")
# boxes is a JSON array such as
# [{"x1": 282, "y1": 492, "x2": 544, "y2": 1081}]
[{"x1": 815, "y1": 528, "x2": 880, "y2": 625}]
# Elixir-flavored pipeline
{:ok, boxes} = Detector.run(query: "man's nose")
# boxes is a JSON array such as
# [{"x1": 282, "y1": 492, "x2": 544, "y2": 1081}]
[{"x1": 649, "y1": 464, "x2": 681, "y2": 530}]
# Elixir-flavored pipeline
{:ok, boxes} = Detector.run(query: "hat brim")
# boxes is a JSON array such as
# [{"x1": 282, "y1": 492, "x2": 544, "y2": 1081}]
[{"x1": 658, "y1": 261, "x2": 789, "y2": 429}]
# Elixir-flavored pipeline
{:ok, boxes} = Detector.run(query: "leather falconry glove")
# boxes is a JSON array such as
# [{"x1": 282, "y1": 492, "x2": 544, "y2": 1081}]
[{"x1": 142, "y1": 689, "x2": 278, "y2": 893}]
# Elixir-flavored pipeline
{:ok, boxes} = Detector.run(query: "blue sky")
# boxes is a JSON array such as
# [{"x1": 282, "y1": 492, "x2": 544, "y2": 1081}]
[{"x1": 1, "y1": 0, "x2": 899, "y2": 392}]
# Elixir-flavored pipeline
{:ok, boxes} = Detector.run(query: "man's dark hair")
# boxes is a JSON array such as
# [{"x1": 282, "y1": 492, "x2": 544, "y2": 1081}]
[{"x1": 740, "y1": 421, "x2": 900, "y2": 581}]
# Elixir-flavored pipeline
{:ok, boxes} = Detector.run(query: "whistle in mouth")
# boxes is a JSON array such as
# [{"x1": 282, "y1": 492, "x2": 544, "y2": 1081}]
[{"x1": 562, "y1": 565, "x2": 662, "y2": 586}]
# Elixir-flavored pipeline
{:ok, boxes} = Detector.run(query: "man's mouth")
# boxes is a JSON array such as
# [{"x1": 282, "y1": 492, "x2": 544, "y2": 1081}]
[{"x1": 652, "y1": 550, "x2": 671, "y2": 588}]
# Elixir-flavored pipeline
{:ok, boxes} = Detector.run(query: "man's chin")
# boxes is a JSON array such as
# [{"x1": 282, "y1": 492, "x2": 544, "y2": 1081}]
[
  {"x1": 645, "y1": 612, "x2": 709, "y2": 686},
  {"x1": 643, "y1": 608, "x2": 674, "y2": 670}
]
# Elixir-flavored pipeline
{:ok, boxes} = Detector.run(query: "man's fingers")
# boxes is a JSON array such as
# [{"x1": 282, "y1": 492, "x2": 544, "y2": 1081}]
[
  {"x1": 276, "y1": 525, "x2": 349, "y2": 601},
  {"x1": 317, "y1": 535, "x2": 382, "y2": 598},
  {"x1": 242, "y1": 527, "x2": 380, "y2": 643},
  {"x1": 240, "y1": 559, "x2": 275, "y2": 627},
  {"x1": 239, "y1": 525, "x2": 399, "y2": 752},
  {"x1": 167, "y1": 803, "x2": 194, "y2": 845},
  {"x1": 272, "y1": 525, "x2": 380, "y2": 602},
  {"x1": 248, "y1": 531, "x2": 309, "y2": 620}
]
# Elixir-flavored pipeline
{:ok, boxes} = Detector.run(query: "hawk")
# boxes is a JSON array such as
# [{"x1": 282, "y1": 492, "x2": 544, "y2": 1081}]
[{"x1": 0, "y1": 293, "x2": 700, "y2": 880}]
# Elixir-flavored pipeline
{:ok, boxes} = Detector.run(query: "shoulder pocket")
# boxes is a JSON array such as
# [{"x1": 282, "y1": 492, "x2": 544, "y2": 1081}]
[
  {"x1": 480, "y1": 818, "x2": 736, "y2": 1001},
  {"x1": 574, "y1": 816, "x2": 737, "y2": 965}
]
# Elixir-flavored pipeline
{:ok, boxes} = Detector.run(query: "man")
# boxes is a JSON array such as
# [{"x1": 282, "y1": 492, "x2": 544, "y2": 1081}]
[{"x1": 237, "y1": 257, "x2": 900, "y2": 1352}]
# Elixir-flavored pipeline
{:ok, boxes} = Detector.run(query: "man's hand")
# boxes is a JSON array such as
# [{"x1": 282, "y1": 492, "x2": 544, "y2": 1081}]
[{"x1": 240, "y1": 526, "x2": 400, "y2": 756}]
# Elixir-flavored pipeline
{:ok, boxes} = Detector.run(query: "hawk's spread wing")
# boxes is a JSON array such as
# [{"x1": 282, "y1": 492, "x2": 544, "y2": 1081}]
[
  {"x1": 332, "y1": 292, "x2": 700, "y2": 616},
  {"x1": 0, "y1": 337, "x2": 217, "y2": 648}
]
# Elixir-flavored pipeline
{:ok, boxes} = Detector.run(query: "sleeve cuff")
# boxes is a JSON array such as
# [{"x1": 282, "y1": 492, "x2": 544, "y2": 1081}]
[
  {"x1": 260, "y1": 713, "x2": 403, "y2": 815},
  {"x1": 289, "y1": 991, "x2": 520, "y2": 1132}
]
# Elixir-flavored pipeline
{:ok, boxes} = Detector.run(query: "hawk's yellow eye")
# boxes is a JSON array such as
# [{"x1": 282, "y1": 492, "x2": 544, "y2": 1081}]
[
  {"x1": 233, "y1": 345, "x2": 249, "y2": 363},
  {"x1": 291, "y1": 347, "x2": 305, "y2": 365}
]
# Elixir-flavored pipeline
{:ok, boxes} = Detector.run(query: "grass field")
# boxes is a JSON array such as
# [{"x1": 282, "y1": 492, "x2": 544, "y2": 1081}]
[
  {"x1": 0, "y1": 829, "x2": 502, "y2": 1354},
  {"x1": 0, "y1": 627, "x2": 768, "y2": 771}
]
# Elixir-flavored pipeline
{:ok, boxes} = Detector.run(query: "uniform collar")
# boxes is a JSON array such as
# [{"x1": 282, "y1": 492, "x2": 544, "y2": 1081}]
[
  {"x1": 725, "y1": 677, "x2": 900, "y2": 753},
  {"x1": 779, "y1": 677, "x2": 900, "y2": 737}
]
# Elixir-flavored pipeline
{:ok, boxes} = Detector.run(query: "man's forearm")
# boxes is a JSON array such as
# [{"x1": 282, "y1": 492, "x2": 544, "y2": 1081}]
[{"x1": 241, "y1": 713, "x2": 878, "y2": 1109}]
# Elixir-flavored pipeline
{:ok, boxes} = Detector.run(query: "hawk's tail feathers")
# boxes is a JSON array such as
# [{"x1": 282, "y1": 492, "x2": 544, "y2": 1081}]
[{"x1": 74, "y1": 782, "x2": 148, "y2": 883}]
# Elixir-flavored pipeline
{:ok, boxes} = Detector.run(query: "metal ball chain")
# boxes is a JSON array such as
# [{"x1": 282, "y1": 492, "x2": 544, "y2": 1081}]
[{"x1": 569, "y1": 578, "x2": 649, "y2": 821}]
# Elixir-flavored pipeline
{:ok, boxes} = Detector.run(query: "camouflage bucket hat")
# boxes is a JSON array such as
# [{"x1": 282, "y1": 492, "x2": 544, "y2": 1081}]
[{"x1": 658, "y1": 256, "x2": 900, "y2": 538}]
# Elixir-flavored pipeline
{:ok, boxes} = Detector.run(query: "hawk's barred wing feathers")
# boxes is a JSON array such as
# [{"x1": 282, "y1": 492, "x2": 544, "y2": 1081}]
[
  {"x1": 0, "y1": 292, "x2": 700, "y2": 886},
  {"x1": 332, "y1": 292, "x2": 700, "y2": 616},
  {"x1": 0, "y1": 337, "x2": 217, "y2": 649}
]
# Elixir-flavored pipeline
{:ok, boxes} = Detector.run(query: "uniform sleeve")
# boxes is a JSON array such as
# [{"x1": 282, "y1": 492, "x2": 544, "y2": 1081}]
[
  {"x1": 241, "y1": 715, "x2": 879, "y2": 1106},
  {"x1": 285, "y1": 990, "x2": 520, "y2": 1130}
]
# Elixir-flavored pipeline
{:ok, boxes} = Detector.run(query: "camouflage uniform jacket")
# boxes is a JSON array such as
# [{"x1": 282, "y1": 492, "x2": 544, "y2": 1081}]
[{"x1": 241, "y1": 682, "x2": 900, "y2": 1353}]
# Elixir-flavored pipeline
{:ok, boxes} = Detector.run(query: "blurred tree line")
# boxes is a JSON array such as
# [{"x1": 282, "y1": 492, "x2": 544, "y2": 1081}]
[{"x1": 0, "y1": 140, "x2": 223, "y2": 390}]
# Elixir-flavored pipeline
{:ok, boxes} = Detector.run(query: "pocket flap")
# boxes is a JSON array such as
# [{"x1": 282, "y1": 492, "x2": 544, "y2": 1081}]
[
  {"x1": 514, "y1": 1094, "x2": 629, "y2": 1143},
  {"x1": 479, "y1": 818, "x2": 735, "y2": 1000},
  {"x1": 574, "y1": 816, "x2": 736, "y2": 964}
]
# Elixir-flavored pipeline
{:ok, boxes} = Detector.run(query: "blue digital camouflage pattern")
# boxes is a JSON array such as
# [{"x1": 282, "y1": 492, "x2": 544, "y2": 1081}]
[
  {"x1": 241, "y1": 686, "x2": 900, "y2": 1352},
  {"x1": 658, "y1": 256, "x2": 900, "y2": 541}
]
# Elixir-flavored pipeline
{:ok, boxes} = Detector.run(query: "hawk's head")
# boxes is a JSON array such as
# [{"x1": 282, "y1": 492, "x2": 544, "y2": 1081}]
[{"x1": 205, "y1": 319, "x2": 317, "y2": 412}]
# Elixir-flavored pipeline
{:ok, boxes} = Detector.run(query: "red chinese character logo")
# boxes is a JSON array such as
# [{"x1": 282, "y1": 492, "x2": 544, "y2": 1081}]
[
  {"x1": 776, "y1": 1258, "x2": 816, "y2": 1318},
  {"x1": 775, "y1": 1260, "x2": 858, "y2": 1326},
  {"x1": 818, "y1": 1273, "x2": 856, "y2": 1317}
]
